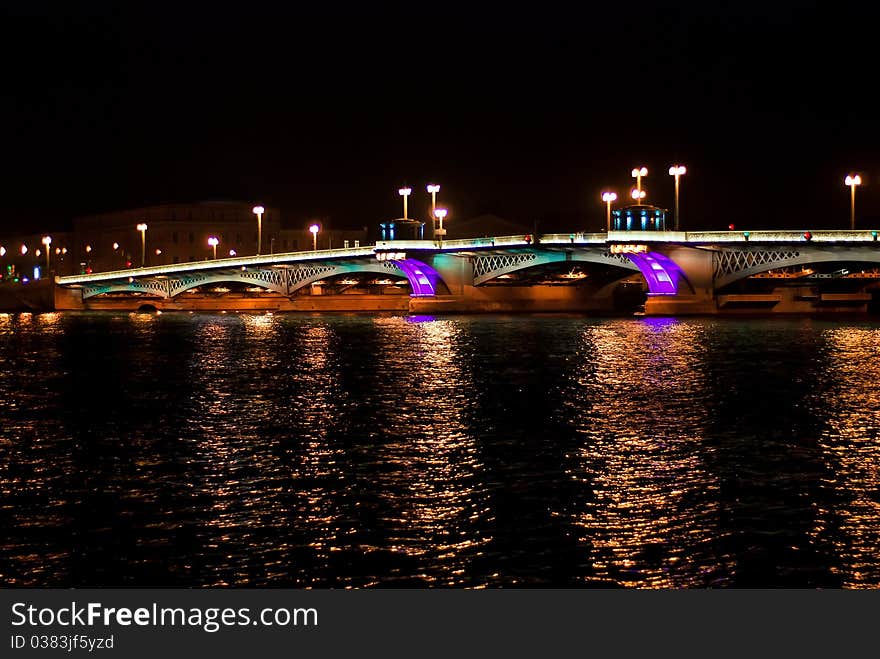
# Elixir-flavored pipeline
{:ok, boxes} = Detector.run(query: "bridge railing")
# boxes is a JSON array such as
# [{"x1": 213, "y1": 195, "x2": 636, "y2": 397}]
[
  {"x1": 56, "y1": 245, "x2": 377, "y2": 285},
  {"x1": 608, "y1": 230, "x2": 880, "y2": 243}
]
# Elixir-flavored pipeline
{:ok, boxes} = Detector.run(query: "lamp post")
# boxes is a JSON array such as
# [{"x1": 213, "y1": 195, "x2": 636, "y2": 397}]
[
  {"x1": 41, "y1": 236, "x2": 51, "y2": 270},
  {"x1": 631, "y1": 167, "x2": 648, "y2": 204},
  {"x1": 252, "y1": 205, "x2": 265, "y2": 255},
  {"x1": 631, "y1": 189, "x2": 646, "y2": 203},
  {"x1": 427, "y1": 183, "x2": 440, "y2": 235},
  {"x1": 845, "y1": 174, "x2": 862, "y2": 230},
  {"x1": 601, "y1": 191, "x2": 618, "y2": 231},
  {"x1": 208, "y1": 236, "x2": 219, "y2": 259},
  {"x1": 434, "y1": 208, "x2": 448, "y2": 245},
  {"x1": 309, "y1": 223, "x2": 320, "y2": 251},
  {"x1": 136, "y1": 223, "x2": 148, "y2": 267},
  {"x1": 398, "y1": 186, "x2": 412, "y2": 219},
  {"x1": 668, "y1": 165, "x2": 686, "y2": 231}
]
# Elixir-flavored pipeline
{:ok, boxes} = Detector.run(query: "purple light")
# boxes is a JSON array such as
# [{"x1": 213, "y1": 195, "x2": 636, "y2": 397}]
[
  {"x1": 393, "y1": 258, "x2": 441, "y2": 297},
  {"x1": 624, "y1": 252, "x2": 688, "y2": 296}
]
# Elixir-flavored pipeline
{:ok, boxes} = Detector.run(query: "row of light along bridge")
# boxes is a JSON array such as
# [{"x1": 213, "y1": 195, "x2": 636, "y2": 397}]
[{"x1": 52, "y1": 230, "x2": 880, "y2": 315}]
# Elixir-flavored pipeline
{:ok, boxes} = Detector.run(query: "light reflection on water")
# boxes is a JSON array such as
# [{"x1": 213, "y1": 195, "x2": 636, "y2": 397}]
[
  {"x1": 1, "y1": 312, "x2": 880, "y2": 588},
  {"x1": 811, "y1": 327, "x2": 880, "y2": 588},
  {"x1": 562, "y1": 320, "x2": 729, "y2": 587}
]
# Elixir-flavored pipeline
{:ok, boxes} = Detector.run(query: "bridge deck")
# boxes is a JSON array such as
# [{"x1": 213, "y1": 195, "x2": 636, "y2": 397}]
[{"x1": 56, "y1": 230, "x2": 880, "y2": 286}]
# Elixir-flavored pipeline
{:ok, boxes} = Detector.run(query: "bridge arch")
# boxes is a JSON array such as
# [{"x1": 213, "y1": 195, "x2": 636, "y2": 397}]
[
  {"x1": 713, "y1": 247, "x2": 880, "y2": 289},
  {"x1": 80, "y1": 260, "x2": 441, "y2": 299},
  {"x1": 471, "y1": 250, "x2": 639, "y2": 285}
]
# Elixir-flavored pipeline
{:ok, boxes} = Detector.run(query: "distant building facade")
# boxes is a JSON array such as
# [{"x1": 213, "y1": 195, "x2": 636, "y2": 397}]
[
  {"x1": 0, "y1": 202, "x2": 369, "y2": 277},
  {"x1": 71, "y1": 202, "x2": 283, "y2": 273}
]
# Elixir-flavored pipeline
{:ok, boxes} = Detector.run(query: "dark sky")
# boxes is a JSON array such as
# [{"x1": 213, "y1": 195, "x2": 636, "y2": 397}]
[{"x1": 1, "y1": 2, "x2": 877, "y2": 234}]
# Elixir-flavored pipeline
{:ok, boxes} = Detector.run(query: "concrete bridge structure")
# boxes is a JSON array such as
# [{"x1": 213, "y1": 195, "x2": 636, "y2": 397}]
[{"x1": 41, "y1": 230, "x2": 880, "y2": 315}]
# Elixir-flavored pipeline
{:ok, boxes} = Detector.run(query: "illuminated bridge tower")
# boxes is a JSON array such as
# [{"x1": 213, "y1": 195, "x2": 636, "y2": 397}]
[{"x1": 611, "y1": 204, "x2": 669, "y2": 232}]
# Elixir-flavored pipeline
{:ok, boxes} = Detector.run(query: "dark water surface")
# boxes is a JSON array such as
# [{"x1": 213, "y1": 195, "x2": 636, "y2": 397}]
[{"x1": 1, "y1": 311, "x2": 879, "y2": 588}]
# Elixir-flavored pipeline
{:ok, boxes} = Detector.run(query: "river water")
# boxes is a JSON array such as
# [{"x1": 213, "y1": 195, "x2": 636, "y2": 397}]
[{"x1": 1, "y1": 311, "x2": 879, "y2": 588}]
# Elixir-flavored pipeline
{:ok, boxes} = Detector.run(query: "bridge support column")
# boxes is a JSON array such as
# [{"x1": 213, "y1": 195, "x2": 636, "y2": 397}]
[{"x1": 641, "y1": 246, "x2": 718, "y2": 315}]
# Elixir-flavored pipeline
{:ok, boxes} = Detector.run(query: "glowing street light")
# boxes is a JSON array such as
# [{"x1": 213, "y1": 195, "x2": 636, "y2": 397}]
[
  {"x1": 668, "y1": 165, "x2": 687, "y2": 231},
  {"x1": 41, "y1": 236, "x2": 52, "y2": 270},
  {"x1": 631, "y1": 166, "x2": 648, "y2": 204},
  {"x1": 85, "y1": 244, "x2": 92, "y2": 254},
  {"x1": 845, "y1": 174, "x2": 862, "y2": 230},
  {"x1": 229, "y1": 249, "x2": 237, "y2": 257},
  {"x1": 426, "y1": 183, "x2": 440, "y2": 235},
  {"x1": 136, "y1": 223, "x2": 148, "y2": 267},
  {"x1": 0, "y1": 246, "x2": 5, "y2": 257},
  {"x1": 398, "y1": 186, "x2": 412, "y2": 219},
  {"x1": 631, "y1": 188, "x2": 646, "y2": 202},
  {"x1": 208, "y1": 236, "x2": 219, "y2": 259},
  {"x1": 309, "y1": 223, "x2": 320, "y2": 251},
  {"x1": 252, "y1": 205, "x2": 265, "y2": 255},
  {"x1": 21, "y1": 244, "x2": 28, "y2": 256},
  {"x1": 601, "y1": 191, "x2": 618, "y2": 231},
  {"x1": 434, "y1": 207, "x2": 448, "y2": 245}
]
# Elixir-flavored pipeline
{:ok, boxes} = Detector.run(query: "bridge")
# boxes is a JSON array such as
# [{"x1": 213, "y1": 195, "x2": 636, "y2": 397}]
[{"x1": 50, "y1": 230, "x2": 880, "y2": 315}]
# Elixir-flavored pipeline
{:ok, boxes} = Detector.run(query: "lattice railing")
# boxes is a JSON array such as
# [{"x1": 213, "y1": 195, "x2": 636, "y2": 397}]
[
  {"x1": 472, "y1": 253, "x2": 538, "y2": 279},
  {"x1": 83, "y1": 279, "x2": 171, "y2": 298},
  {"x1": 168, "y1": 274, "x2": 210, "y2": 297},
  {"x1": 713, "y1": 250, "x2": 801, "y2": 280},
  {"x1": 603, "y1": 251, "x2": 637, "y2": 268},
  {"x1": 286, "y1": 264, "x2": 340, "y2": 289}
]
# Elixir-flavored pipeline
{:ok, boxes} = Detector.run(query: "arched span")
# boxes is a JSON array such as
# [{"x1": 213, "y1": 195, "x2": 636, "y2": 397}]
[
  {"x1": 471, "y1": 249, "x2": 638, "y2": 285},
  {"x1": 625, "y1": 252, "x2": 693, "y2": 296},
  {"x1": 80, "y1": 260, "x2": 443, "y2": 299},
  {"x1": 713, "y1": 246, "x2": 880, "y2": 289}
]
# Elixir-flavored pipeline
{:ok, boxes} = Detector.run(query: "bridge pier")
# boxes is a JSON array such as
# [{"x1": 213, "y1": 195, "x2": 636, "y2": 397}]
[{"x1": 639, "y1": 246, "x2": 718, "y2": 315}]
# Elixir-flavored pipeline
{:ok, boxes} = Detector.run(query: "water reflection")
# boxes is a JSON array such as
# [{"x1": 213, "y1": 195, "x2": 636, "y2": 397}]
[
  {"x1": 364, "y1": 317, "x2": 491, "y2": 586},
  {"x1": 2, "y1": 313, "x2": 880, "y2": 588},
  {"x1": 813, "y1": 326, "x2": 880, "y2": 588},
  {"x1": 562, "y1": 319, "x2": 727, "y2": 587}
]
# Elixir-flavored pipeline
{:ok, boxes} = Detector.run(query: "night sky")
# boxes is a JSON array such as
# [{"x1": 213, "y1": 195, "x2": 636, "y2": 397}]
[{"x1": 1, "y1": 2, "x2": 877, "y2": 234}]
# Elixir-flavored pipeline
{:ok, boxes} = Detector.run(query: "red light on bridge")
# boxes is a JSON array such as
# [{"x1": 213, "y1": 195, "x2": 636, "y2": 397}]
[
  {"x1": 728, "y1": 224, "x2": 735, "y2": 231},
  {"x1": 803, "y1": 231, "x2": 813, "y2": 241}
]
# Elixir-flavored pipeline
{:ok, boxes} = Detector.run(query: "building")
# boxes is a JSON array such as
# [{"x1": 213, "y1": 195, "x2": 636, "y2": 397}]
[{"x1": 70, "y1": 202, "x2": 283, "y2": 273}]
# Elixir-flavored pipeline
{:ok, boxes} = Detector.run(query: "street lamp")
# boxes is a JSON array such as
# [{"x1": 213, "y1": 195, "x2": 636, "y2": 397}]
[
  {"x1": 0, "y1": 246, "x2": 5, "y2": 257},
  {"x1": 398, "y1": 186, "x2": 412, "y2": 219},
  {"x1": 631, "y1": 189, "x2": 646, "y2": 202},
  {"x1": 601, "y1": 191, "x2": 618, "y2": 231},
  {"x1": 21, "y1": 244, "x2": 28, "y2": 256},
  {"x1": 136, "y1": 223, "x2": 148, "y2": 267},
  {"x1": 229, "y1": 249, "x2": 237, "y2": 257},
  {"x1": 252, "y1": 205, "x2": 265, "y2": 255},
  {"x1": 434, "y1": 207, "x2": 448, "y2": 245},
  {"x1": 309, "y1": 223, "x2": 320, "y2": 251},
  {"x1": 41, "y1": 236, "x2": 52, "y2": 270},
  {"x1": 208, "y1": 236, "x2": 219, "y2": 259},
  {"x1": 668, "y1": 165, "x2": 686, "y2": 231},
  {"x1": 427, "y1": 183, "x2": 440, "y2": 235},
  {"x1": 845, "y1": 174, "x2": 862, "y2": 230},
  {"x1": 631, "y1": 166, "x2": 648, "y2": 204}
]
